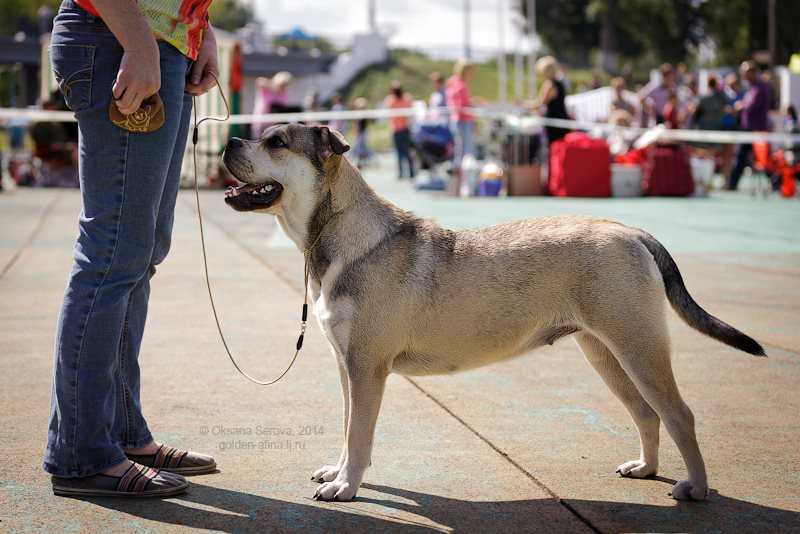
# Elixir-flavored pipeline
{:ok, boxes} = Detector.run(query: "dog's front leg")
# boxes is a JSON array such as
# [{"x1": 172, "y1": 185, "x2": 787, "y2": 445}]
[
  {"x1": 311, "y1": 352, "x2": 350, "y2": 483},
  {"x1": 313, "y1": 359, "x2": 387, "y2": 501}
]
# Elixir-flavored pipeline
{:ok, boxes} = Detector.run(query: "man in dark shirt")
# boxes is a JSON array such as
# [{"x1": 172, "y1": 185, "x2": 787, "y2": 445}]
[{"x1": 728, "y1": 61, "x2": 771, "y2": 190}]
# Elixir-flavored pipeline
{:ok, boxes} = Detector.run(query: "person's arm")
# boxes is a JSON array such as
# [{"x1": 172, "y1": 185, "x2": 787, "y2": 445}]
[
  {"x1": 186, "y1": 25, "x2": 219, "y2": 96},
  {"x1": 90, "y1": 0, "x2": 160, "y2": 115},
  {"x1": 527, "y1": 79, "x2": 555, "y2": 110}
]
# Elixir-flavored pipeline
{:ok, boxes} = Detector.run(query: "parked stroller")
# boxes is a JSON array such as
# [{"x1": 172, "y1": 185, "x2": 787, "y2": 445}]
[{"x1": 412, "y1": 123, "x2": 454, "y2": 190}]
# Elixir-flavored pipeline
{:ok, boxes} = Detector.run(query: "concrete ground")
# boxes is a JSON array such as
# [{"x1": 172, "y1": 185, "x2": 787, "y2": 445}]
[{"x1": 1, "y1": 160, "x2": 799, "y2": 533}]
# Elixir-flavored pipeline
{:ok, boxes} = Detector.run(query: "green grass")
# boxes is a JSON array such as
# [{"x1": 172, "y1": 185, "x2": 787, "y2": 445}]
[
  {"x1": 342, "y1": 49, "x2": 516, "y2": 108},
  {"x1": 341, "y1": 49, "x2": 609, "y2": 108}
]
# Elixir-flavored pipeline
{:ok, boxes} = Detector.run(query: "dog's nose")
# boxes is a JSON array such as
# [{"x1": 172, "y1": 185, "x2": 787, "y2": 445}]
[{"x1": 227, "y1": 137, "x2": 244, "y2": 150}]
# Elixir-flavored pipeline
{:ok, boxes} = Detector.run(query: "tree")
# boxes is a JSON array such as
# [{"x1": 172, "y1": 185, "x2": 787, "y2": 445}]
[
  {"x1": 208, "y1": 0, "x2": 254, "y2": 32},
  {"x1": 516, "y1": 0, "x2": 707, "y2": 69},
  {"x1": 700, "y1": 0, "x2": 800, "y2": 66},
  {"x1": 518, "y1": 0, "x2": 599, "y2": 66}
]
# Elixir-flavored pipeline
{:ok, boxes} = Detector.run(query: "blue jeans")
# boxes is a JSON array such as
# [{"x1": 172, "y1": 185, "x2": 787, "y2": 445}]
[
  {"x1": 453, "y1": 120, "x2": 475, "y2": 169},
  {"x1": 43, "y1": 0, "x2": 193, "y2": 477},
  {"x1": 393, "y1": 128, "x2": 415, "y2": 178}
]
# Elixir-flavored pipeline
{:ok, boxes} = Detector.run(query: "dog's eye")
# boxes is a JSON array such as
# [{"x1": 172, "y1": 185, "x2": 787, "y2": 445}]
[{"x1": 266, "y1": 136, "x2": 286, "y2": 149}]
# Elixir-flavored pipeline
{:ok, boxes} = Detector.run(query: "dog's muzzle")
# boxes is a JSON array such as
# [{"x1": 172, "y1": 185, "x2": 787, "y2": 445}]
[{"x1": 224, "y1": 180, "x2": 283, "y2": 211}]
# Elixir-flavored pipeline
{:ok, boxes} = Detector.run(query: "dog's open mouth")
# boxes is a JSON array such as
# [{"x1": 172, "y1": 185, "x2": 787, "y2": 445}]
[{"x1": 224, "y1": 180, "x2": 283, "y2": 211}]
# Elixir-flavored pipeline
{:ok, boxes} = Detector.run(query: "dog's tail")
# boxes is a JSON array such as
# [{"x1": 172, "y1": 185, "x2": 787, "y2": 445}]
[{"x1": 637, "y1": 232, "x2": 766, "y2": 356}]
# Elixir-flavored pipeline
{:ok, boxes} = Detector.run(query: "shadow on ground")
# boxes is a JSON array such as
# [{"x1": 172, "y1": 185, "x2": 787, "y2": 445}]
[{"x1": 77, "y1": 479, "x2": 799, "y2": 533}]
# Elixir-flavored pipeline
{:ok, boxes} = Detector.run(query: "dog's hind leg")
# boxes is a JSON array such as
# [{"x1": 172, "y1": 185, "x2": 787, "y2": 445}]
[
  {"x1": 575, "y1": 331, "x2": 660, "y2": 478},
  {"x1": 313, "y1": 358, "x2": 388, "y2": 501},
  {"x1": 599, "y1": 323, "x2": 708, "y2": 501},
  {"x1": 312, "y1": 352, "x2": 350, "y2": 483}
]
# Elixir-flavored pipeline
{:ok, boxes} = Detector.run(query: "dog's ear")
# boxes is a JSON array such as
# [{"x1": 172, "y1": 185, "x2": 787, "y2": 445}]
[{"x1": 316, "y1": 125, "x2": 350, "y2": 159}]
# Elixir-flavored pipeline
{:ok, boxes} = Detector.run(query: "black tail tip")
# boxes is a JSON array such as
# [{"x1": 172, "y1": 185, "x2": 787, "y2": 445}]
[{"x1": 739, "y1": 336, "x2": 767, "y2": 357}]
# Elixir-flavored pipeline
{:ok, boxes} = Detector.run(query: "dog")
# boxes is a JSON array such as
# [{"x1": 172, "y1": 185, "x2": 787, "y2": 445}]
[{"x1": 222, "y1": 124, "x2": 764, "y2": 502}]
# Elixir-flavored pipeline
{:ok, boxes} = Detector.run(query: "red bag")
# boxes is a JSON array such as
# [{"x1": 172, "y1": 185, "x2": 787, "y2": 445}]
[
  {"x1": 548, "y1": 133, "x2": 611, "y2": 197},
  {"x1": 642, "y1": 144, "x2": 694, "y2": 196}
]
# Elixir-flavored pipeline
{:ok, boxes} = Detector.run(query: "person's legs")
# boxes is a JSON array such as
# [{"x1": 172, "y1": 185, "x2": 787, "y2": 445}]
[
  {"x1": 392, "y1": 130, "x2": 405, "y2": 177},
  {"x1": 728, "y1": 142, "x2": 752, "y2": 190},
  {"x1": 458, "y1": 121, "x2": 475, "y2": 164},
  {"x1": 112, "y1": 91, "x2": 193, "y2": 450},
  {"x1": 400, "y1": 129, "x2": 415, "y2": 178},
  {"x1": 44, "y1": 5, "x2": 190, "y2": 477},
  {"x1": 452, "y1": 121, "x2": 464, "y2": 169}
]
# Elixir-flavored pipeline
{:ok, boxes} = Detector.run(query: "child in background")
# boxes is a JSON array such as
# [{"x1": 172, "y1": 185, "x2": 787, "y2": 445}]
[
  {"x1": 328, "y1": 92, "x2": 346, "y2": 135},
  {"x1": 662, "y1": 91, "x2": 682, "y2": 129},
  {"x1": 351, "y1": 97, "x2": 373, "y2": 168}
]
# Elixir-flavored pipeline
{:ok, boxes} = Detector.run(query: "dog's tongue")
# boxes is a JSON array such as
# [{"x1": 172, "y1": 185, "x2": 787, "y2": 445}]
[{"x1": 225, "y1": 183, "x2": 259, "y2": 198}]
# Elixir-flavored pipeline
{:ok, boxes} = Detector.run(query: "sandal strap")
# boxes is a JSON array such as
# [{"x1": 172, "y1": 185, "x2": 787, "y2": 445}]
[
  {"x1": 116, "y1": 463, "x2": 157, "y2": 493},
  {"x1": 152, "y1": 445, "x2": 188, "y2": 469},
  {"x1": 127, "y1": 444, "x2": 189, "y2": 469}
]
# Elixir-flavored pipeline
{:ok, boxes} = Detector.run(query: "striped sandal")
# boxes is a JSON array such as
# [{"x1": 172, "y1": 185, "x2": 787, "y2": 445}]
[
  {"x1": 126, "y1": 444, "x2": 217, "y2": 475},
  {"x1": 52, "y1": 462, "x2": 188, "y2": 498}
]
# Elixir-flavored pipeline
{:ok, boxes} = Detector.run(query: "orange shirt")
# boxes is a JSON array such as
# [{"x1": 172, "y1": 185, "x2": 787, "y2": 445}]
[{"x1": 384, "y1": 94, "x2": 412, "y2": 132}]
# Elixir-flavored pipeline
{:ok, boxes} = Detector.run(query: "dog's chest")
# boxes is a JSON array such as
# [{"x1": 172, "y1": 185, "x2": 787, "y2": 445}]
[{"x1": 313, "y1": 260, "x2": 353, "y2": 356}]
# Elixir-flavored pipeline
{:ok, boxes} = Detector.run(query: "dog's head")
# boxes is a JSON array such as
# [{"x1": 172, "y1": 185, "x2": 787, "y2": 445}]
[{"x1": 223, "y1": 123, "x2": 350, "y2": 215}]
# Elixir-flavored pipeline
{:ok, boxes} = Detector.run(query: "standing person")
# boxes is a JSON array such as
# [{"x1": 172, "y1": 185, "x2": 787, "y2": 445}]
[
  {"x1": 427, "y1": 71, "x2": 448, "y2": 123},
  {"x1": 384, "y1": 81, "x2": 415, "y2": 179},
  {"x1": 44, "y1": 0, "x2": 218, "y2": 498},
  {"x1": 610, "y1": 76, "x2": 635, "y2": 116},
  {"x1": 530, "y1": 55, "x2": 570, "y2": 145},
  {"x1": 252, "y1": 71, "x2": 293, "y2": 138},
  {"x1": 694, "y1": 76, "x2": 728, "y2": 131},
  {"x1": 723, "y1": 72, "x2": 746, "y2": 128},
  {"x1": 328, "y1": 92, "x2": 346, "y2": 134},
  {"x1": 640, "y1": 63, "x2": 677, "y2": 125},
  {"x1": 662, "y1": 91, "x2": 683, "y2": 129},
  {"x1": 351, "y1": 97, "x2": 372, "y2": 168},
  {"x1": 728, "y1": 61, "x2": 772, "y2": 191},
  {"x1": 446, "y1": 59, "x2": 476, "y2": 169}
]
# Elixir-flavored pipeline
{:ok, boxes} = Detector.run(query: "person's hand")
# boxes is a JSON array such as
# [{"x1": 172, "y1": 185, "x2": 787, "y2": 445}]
[
  {"x1": 112, "y1": 40, "x2": 161, "y2": 116},
  {"x1": 186, "y1": 26, "x2": 219, "y2": 96}
]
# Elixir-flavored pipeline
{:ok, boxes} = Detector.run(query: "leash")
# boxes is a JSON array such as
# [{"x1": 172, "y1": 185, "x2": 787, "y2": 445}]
[{"x1": 190, "y1": 74, "x2": 312, "y2": 386}]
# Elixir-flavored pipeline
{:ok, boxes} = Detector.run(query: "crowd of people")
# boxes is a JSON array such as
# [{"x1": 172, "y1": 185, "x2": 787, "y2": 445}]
[
  {"x1": 2, "y1": 54, "x2": 795, "y2": 194},
  {"x1": 605, "y1": 60, "x2": 792, "y2": 190}
]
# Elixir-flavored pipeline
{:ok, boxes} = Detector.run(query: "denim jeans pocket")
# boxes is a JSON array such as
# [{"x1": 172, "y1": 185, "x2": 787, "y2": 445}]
[{"x1": 50, "y1": 44, "x2": 96, "y2": 112}]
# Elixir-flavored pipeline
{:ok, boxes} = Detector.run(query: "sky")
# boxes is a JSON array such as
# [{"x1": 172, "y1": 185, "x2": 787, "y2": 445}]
[{"x1": 253, "y1": 0, "x2": 527, "y2": 58}]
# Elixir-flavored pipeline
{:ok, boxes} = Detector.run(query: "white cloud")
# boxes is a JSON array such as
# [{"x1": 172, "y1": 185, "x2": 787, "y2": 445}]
[{"x1": 254, "y1": 0, "x2": 524, "y2": 57}]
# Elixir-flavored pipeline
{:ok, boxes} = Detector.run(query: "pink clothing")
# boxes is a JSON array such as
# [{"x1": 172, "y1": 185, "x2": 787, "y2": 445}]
[
  {"x1": 253, "y1": 87, "x2": 289, "y2": 137},
  {"x1": 445, "y1": 75, "x2": 474, "y2": 122}
]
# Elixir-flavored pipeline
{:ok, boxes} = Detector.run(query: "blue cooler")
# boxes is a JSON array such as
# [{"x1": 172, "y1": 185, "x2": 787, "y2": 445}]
[{"x1": 478, "y1": 179, "x2": 502, "y2": 196}]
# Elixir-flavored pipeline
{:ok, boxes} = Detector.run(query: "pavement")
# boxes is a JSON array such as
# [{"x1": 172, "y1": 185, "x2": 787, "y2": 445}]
[{"x1": 1, "y1": 159, "x2": 799, "y2": 533}]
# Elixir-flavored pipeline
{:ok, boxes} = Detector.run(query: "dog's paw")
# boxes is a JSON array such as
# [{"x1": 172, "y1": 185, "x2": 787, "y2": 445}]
[
  {"x1": 615, "y1": 459, "x2": 657, "y2": 478},
  {"x1": 313, "y1": 479, "x2": 357, "y2": 501},
  {"x1": 668, "y1": 479, "x2": 708, "y2": 501},
  {"x1": 311, "y1": 464, "x2": 340, "y2": 483}
]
